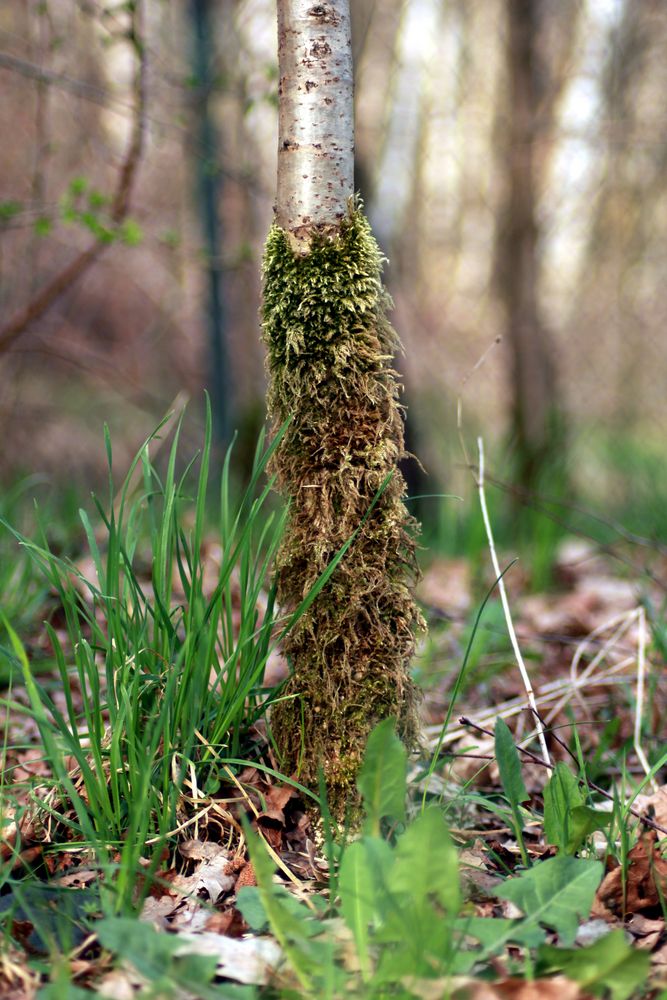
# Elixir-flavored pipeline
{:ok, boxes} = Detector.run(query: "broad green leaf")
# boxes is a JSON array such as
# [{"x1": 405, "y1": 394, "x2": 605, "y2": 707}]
[
  {"x1": 389, "y1": 808, "x2": 460, "y2": 914},
  {"x1": 236, "y1": 886, "x2": 268, "y2": 932},
  {"x1": 455, "y1": 914, "x2": 545, "y2": 951},
  {"x1": 497, "y1": 856, "x2": 603, "y2": 946},
  {"x1": 537, "y1": 929, "x2": 650, "y2": 1000},
  {"x1": 37, "y1": 987, "x2": 91, "y2": 1000},
  {"x1": 568, "y1": 805, "x2": 611, "y2": 849},
  {"x1": 495, "y1": 717, "x2": 531, "y2": 866},
  {"x1": 543, "y1": 763, "x2": 584, "y2": 852},
  {"x1": 544, "y1": 764, "x2": 611, "y2": 855},
  {"x1": 339, "y1": 840, "x2": 375, "y2": 981},
  {"x1": 357, "y1": 718, "x2": 407, "y2": 835},
  {"x1": 495, "y1": 716, "x2": 528, "y2": 808}
]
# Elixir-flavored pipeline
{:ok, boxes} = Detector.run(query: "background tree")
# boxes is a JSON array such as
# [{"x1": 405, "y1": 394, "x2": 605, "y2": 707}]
[
  {"x1": 190, "y1": 0, "x2": 231, "y2": 450},
  {"x1": 262, "y1": 0, "x2": 423, "y2": 814},
  {"x1": 493, "y1": 0, "x2": 576, "y2": 491}
]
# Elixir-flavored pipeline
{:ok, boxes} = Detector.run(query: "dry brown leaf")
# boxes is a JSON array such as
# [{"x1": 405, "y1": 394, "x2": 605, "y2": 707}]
[
  {"x1": 204, "y1": 908, "x2": 247, "y2": 937},
  {"x1": 485, "y1": 976, "x2": 582, "y2": 999},
  {"x1": 178, "y1": 839, "x2": 228, "y2": 863},
  {"x1": 404, "y1": 976, "x2": 583, "y2": 1000},
  {"x1": 628, "y1": 912, "x2": 665, "y2": 937},
  {"x1": 594, "y1": 831, "x2": 667, "y2": 917},
  {"x1": 259, "y1": 784, "x2": 295, "y2": 824},
  {"x1": 634, "y1": 786, "x2": 667, "y2": 834}
]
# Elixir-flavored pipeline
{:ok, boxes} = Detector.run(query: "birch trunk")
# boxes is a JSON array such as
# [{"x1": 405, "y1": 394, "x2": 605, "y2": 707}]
[
  {"x1": 264, "y1": 0, "x2": 422, "y2": 817},
  {"x1": 276, "y1": 0, "x2": 354, "y2": 251}
]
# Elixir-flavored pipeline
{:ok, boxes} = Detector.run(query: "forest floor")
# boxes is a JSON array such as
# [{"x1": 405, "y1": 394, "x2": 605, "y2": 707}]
[{"x1": 1, "y1": 506, "x2": 667, "y2": 999}]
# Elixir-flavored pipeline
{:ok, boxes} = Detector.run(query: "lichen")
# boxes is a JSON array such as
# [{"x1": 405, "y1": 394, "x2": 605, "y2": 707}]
[{"x1": 262, "y1": 207, "x2": 425, "y2": 819}]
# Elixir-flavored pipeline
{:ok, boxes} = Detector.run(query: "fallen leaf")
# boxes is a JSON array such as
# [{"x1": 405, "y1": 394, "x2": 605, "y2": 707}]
[
  {"x1": 594, "y1": 831, "x2": 667, "y2": 917},
  {"x1": 627, "y1": 913, "x2": 665, "y2": 937},
  {"x1": 172, "y1": 931, "x2": 281, "y2": 985},
  {"x1": 575, "y1": 918, "x2": 614, "y2": 947},
  {"x1": 488, "y1": 978, "x2": 582, "y2": 999},
  {"x1": 204, "y1": 908, "x2": 247, "y2": 937},
  {"x1": 634, "y1": 786, "x2": 667, "y2": 834},
  {"x1": 259, "y1": 784, "x2": 295, "y2": 824}
]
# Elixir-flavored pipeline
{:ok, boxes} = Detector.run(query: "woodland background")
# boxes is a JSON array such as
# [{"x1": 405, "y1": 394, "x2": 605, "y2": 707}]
[{"x1": 1, "y1": 0, "x2": 666, "y2": 541}]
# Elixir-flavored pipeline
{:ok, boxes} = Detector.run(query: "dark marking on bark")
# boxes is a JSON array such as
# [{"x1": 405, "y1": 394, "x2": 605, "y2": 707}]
[
  {"x1": 305, "y1": 80, "x2": 317, "y2": 91},
  {"x1": 311, "y1": 39, "x2": 332, "y2": 58},
  {"x1": 307, "y1": 4, "x2": 339, "y2": 25}
]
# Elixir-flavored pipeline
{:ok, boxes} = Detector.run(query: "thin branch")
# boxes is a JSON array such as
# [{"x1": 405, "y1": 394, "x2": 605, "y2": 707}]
[
  {"x1": 476, "y1": 437, "x2": 550, "y2": 764},
  {"x1": 460, "y1": 715, "x2": 667, "y2": 839},
  {"x1": 0, "y1": 50, "x2": 116, "y2": 110},
  {"x1": 0, "y1": 2, "x2": 147, "y2": 354},
  {"x1": 633, "y1": 606, "x2": 656, "y2": 790}
]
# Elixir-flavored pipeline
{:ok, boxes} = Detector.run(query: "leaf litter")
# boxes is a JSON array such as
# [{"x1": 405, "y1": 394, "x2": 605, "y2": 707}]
[{"x1": 2, "y1": 532, "x2": 667, "y2": 996}]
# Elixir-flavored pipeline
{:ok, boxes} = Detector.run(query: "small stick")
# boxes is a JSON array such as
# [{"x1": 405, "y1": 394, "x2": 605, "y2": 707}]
[
  {"x1": 459, "y1": 716, "x2": 667, "y2": 839},
  {"x1": 476, "y1": 437, "x2": 550, "y2": 765},
  {"x1": 633, "y1": 606, "x2": 656, "y2": 791}
]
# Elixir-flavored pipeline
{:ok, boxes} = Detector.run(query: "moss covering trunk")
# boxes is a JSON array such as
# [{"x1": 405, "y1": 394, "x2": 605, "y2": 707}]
[{"x1": 263, "y1": 208, "x2": 424, "y2": 816}]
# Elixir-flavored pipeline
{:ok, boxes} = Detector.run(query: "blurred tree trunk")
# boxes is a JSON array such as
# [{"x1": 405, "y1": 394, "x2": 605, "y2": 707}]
[
  {"x1": 190, "y1": 0, "x2": 230, "y2": 448},
  {"x1": 576, "y1": 0, "x2": 657, "y2": 428},
  {"x1": 495, "y1": 0, "x2": 566, "y2": 491},
  {"x1": 264, "y1": 0, "x2": 422, "y2": 817},
  {"x1": 350, "y1": 0, "x2": 403, "y2": 209}
]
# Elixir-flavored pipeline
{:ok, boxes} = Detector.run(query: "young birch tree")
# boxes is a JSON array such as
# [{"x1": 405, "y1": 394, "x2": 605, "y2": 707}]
[{"x1": 263, "y1": 0, "x2": 423, "y2": 815}]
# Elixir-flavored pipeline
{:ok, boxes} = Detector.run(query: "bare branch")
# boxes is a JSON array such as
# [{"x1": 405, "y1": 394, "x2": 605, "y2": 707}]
[{"x1": 0, "y1": 2, "x2": 147, "y2": 354}]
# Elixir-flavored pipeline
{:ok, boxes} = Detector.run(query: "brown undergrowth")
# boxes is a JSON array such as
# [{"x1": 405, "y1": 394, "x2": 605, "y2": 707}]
[{"x1": 262, "y1": 208, "x2": 425, "y2": 815}]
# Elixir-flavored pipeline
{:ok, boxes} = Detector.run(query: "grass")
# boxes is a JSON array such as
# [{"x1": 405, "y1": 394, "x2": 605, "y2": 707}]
[{"x1": 0, "y1": 401, "x2": 296, "y2": 913}]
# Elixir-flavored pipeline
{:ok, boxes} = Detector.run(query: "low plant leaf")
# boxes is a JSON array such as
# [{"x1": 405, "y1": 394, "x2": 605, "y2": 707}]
[
  {"x1": 495, "y1": 716, "x2": 528, "y2": 809},
  {"x1": 96, "y1": 918, "x2": 252, "y2": 998},
  {"x1": 388, "y1": 807, "x2": 460, "y2": 914},
  {"x1": 544, "y1": 764, "x2": 610, "y2": 855},
  {"x1": 544, "y1": 763, "x2": 585, "y2": 852},
  {"x1": 455, "y1": 914, "x2": 546, "y2": 951},
  {"x1": 496, "y1": 856, "x2": 604, "y2": 946},
  {"x1": 537, "y1": 928, "x2": 650, "y2": 1000},
  {"x1": 339, "y1": 840, "x2": 375, "y2": 981},
  {"x1": 357, "y1": 718, "x2": 407, "y2": 835},
  {"x1": 237, "y1": 886, "x2": 268, "y2": 933}
]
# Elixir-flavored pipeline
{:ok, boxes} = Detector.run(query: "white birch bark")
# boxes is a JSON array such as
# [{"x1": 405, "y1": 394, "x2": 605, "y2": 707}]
[{"x1": 276, "y1": 0, "x2": 354, "y2": 252}]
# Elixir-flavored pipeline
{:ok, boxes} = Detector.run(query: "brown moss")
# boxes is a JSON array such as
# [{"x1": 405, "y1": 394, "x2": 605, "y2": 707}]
[{"x1": 262, "y1": 208, "x2": 425, "y2": 818}]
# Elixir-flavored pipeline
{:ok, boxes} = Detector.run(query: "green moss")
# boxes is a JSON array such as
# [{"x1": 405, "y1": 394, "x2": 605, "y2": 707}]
[{"x1": 262, "y1": 208, "x2": 424, "y2": 819}]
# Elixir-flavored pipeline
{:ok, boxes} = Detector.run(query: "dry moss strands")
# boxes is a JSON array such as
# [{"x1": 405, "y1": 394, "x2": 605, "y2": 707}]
[{"x1": 263, "y1": 208, "x2": 424, "y2": 817}]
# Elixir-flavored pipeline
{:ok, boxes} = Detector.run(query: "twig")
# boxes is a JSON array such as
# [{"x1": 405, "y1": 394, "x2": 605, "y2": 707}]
[
  {"x1": 0, "y1": 0, "x2": 147, "y2": 354},
  {"x1": 475, "y1": 437, "x2": 550, "y2": 765},
  {"x1": 633, "y1": 606, "x2": 656, "y2": 791},
  {"x1": 459, "y1": 715, "x2": 667, "y2": 839}
]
